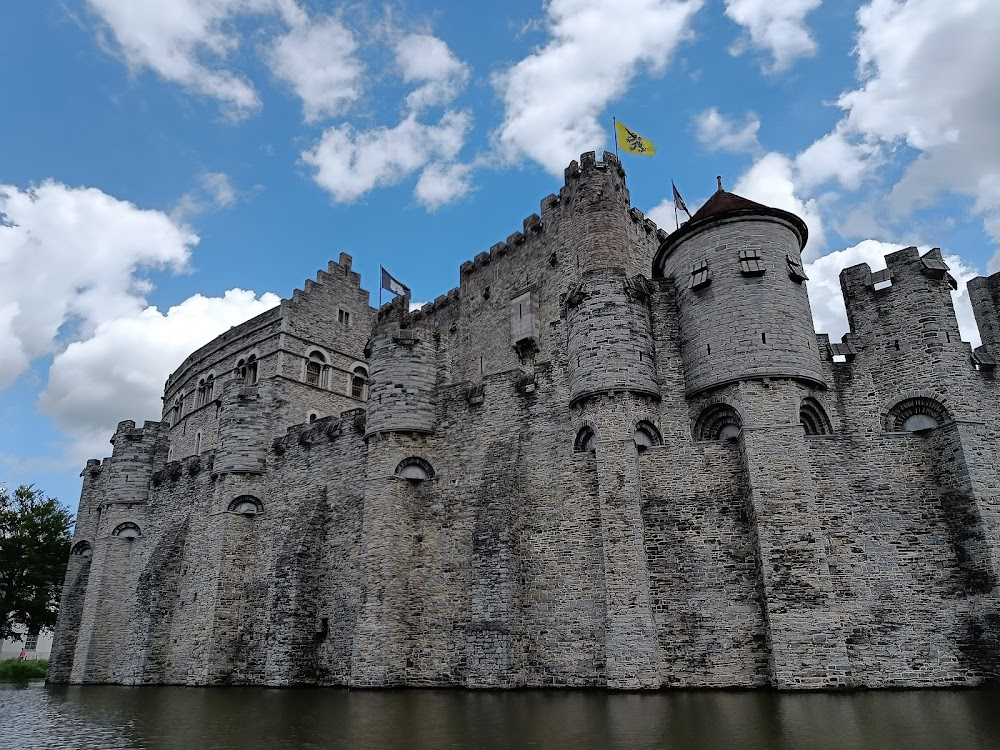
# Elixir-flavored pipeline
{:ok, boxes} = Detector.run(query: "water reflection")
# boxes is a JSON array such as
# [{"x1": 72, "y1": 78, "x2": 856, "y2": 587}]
[{"x1": 1, "y1": 682, "x2": 997, "y2": 749}]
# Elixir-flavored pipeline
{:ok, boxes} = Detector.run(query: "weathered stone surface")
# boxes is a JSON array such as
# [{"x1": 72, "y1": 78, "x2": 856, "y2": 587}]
[{"x1": 50, "y1": 155, "x2": 1000, "y2": 690}]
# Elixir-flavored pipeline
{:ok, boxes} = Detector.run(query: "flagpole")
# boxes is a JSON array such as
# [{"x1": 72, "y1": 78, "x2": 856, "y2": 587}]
[
  {"x1": 379, "y1": 265, "x2": 383, "y2": 307},
  {"x1": 613, "y1": 117, "x2": 619, "y2": 160},
  {"x1": 674, "y1": 201, "x2": 679, "y2": 231}
]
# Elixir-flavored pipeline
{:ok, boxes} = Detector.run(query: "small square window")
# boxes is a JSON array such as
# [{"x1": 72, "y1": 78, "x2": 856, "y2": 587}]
[
  {"x1": 690, "y1": 259, "x2": 711, "y2": 290},
  {"x1": 338, "y1": 309, "x2": 351, "y2": 326},
  {"x1": 787, "y1": 254, "x2": 808, "y2": 282},
  {"x1": 739, "y1": 248, "x2": 766, "y2": 276}
]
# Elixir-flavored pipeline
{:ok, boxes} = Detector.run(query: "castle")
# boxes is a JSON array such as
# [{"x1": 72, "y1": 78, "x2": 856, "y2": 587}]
[{"x1": 49, "y1": 152, "x2": 1000, "y2": 690}]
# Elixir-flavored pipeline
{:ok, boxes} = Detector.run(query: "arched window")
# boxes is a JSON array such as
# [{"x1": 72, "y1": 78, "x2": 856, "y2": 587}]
[
  {"x1": 238, "y1": 355, "x2": 258, "y2": 385},
  {"x1": 196, "y1": 379, "x2": 206, "y2": 408},
  {"x1": 308, "y1": 412, "x2": 319, "y2": 423},
  {"x1": 112, "y1": 522, "x2": 141, "y2": 540},
  {"x1": 800, "y1": 397, "x2": 833, "y2": 435},
  {"x1": 171, "y1": 396, "x2": 183, "y2": 426},
  {"x1": 205, "y1": 374, "x2": 215, "y2": 402},
  {"x1": 395, "y1": 457, "x2": 434, "y2": 481},
  {"x1": 70, "y1": 540, "x2": 93, "y2": 557},
  {"x1": 574, "y1": 425, "x2": 596, "y2": 453},
  {"x1": 633, "y1": 421, "x2": 662, "y2": 452},
  {"x1": 194, "y1": 431, "x2": 202, "y2": 455},
  {"x1": 305, "y1": 351, "x2": 326, "y2": 387},
  {"x1": 228, "y1": 495, "x2": 263, "y2": 515},
  {"x1": 694, "y1": 403, "x2": 742, "y2": 441},
  {"x1": 884, "y1": 396, "x2": 949, "y2": 433},
  {"x1": 351, "y1": 366, "x2": 368, "y2": 399}
]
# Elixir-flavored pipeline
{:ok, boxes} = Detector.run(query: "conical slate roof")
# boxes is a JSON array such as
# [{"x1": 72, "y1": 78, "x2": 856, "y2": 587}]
[
  {"x1": 652, "y1": 182, "x2": 809, "y2": 276},
  {"x1": 688, "y1": 189, "x2": 769, "y2": 222}
]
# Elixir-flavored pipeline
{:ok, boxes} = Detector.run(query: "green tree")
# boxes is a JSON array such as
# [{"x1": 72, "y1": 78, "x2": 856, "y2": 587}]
[{"x1": 0, "y1": 485, "x2": 73, "y2": 641}]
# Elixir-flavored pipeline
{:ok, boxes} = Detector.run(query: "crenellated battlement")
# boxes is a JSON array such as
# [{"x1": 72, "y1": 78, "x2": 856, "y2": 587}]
[{"x1": 839, "y1": 247, "x2": 964, "y2": 354}]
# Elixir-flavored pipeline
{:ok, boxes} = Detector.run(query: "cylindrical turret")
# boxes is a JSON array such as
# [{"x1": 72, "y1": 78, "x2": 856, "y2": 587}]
[
  {"x1": 653, "y1": 186, "x2": 824, "y2": 396},
  {"x1": 105, "y1": 420, "x2": 164, "y2": 504},
  {"x1": 215, "y1": 378, "x2": 269, "y2": 474},
  {"x1": 566, "y1": 268, "x2": 659, "y2": 405},
  {"x1": 566, "y1": 151, "x2": 631, "y2": 274},
  {"x1": 365, "y1": 320, "x2": 436, "y2": 436}
]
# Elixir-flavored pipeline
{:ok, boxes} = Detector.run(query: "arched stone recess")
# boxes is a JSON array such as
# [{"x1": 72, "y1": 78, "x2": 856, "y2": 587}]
[
  {"x1": 800, "y1": 397, "x2": 833, "y2": 436},
  {"x1": 693, "y1": 401, "x2": 743, "y2": 441},
  {"x1": 574, "y1": 423, "x2": 597, "y2": 453},
  {"x1": 71, "y1": 540, "x2": 93, "y2": 557},
  {"x1": 303, "y1": 346, "x2": 330, "y2": 389},
  {"x1": 882, "y1": 391, "x2": 951, "y2": 433},
  {"x1": 112, "y1": 522, "x2": 141, "y2": 539},
  {"x1": 395, "y1": 456, "x2": 435, "y2": 481},
  {"x1": 228, "y1": 495, "x2": 264, "y2": 515},
  {"x1": 633, "y1": 419, "x2": 663, "y2": 452},
  {"x1": 236, "y1": 350, "x2": 260, "y2": 385},
  {"x1": 349, "y1": 363, "x2": 369, "y2": 400}
]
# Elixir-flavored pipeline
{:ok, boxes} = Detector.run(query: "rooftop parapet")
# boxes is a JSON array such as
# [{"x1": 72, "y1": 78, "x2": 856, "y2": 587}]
[{"x1": 840, "y1": 246, "x2": 966, "y2": 356}]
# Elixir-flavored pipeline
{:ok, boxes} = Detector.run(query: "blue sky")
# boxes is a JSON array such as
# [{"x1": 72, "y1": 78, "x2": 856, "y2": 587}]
[{"x1": 2, "y1": 0, "x2": 999, "y2": 511}]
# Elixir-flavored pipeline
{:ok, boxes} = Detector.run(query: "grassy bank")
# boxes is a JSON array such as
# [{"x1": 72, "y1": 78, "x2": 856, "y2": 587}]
[{"x1": 0, "y1": 659, "x2": 48, "y2": 681}]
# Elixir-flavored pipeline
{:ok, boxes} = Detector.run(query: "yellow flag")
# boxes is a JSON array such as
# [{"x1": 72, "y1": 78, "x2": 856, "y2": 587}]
[{"x1": 615, "y1": 120, "x2": 657, "y2": 156}]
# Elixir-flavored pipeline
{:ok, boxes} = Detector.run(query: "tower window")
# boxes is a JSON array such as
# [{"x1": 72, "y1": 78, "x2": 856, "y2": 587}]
[
  {"x1": 237, "y1": 355, "x2": 258, "y2": 385},
  {"x1": 395, "y1": 456, "x2": 435, "y2": 481},
  {"x1": 228, "y1": 495, "x2": 263, "y2": 515},
  {"x1": 690, "y1": 259, "x2": 711, "y2": 290},
  {"x1": 305, "y1": 351, "x2": 326, "y2": 387},
  {"x1": 787, "y1": 254, "x2": 808, "y2": 282},
  {"x1": 694, "y1": 403, "x2": 742, "y2": 441},
  {"x1": 574, "y1": 425, "x2": 596, "y2": 453},
  {"x1": 884, "y1": 396, "x2": 949, "y2": 433},
  {"x1": 739, "y1": 248, "x2": 766, "y2": 276},
  {"x1": 338, "y1": 309, "x2": 351, "y2": 326},
  {"x1": 351, "y1": 366, "x2": 368, "y2": 399},
  {"x1": 633, "y1": 421, "x2": 662, "y2": 452},
  {"x1": 112, "y1": 522, "x2": 141, "y2": 540},
  {"x1": 800, "y1": 398, "x2": 832, "y2": 435}
]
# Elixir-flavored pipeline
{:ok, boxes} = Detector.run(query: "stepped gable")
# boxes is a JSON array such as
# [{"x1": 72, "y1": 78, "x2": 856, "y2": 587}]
[{"x1": 654, "y1": 184, "x2": 809, "y2": 271}]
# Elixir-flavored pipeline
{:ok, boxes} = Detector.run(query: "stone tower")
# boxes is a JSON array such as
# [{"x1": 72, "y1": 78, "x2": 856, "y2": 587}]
[
  {"x1": 565, "y1": 151, "x2": 661, "y2": 688},
  {"x1": 653, "y1": 184, "x2": 850, "y2": 689}
]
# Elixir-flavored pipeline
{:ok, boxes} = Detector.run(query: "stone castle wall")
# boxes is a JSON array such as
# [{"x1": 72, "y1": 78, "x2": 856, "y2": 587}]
[{"x1": 50, "y1": 152, "x2": 1000, "y2": 689}]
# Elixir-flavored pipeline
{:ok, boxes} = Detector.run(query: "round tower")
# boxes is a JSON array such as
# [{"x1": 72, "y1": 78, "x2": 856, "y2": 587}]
[
  {"x1": 652, "y1": 182, "x2": 824, "y2": 396},
  {"x1": 364, "y1": 318, "x2": 436, "y2": 437},
  {"x1": 563, "y1": 151, "x2": 659, "y2": 405}
]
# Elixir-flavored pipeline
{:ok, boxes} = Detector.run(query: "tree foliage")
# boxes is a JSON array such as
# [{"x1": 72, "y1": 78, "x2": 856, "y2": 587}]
[{"x1": 0, "y1": 485, "x2": 73, "y2": 641}]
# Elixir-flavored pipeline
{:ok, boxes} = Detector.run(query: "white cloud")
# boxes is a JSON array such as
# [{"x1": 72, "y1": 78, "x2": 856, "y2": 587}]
[
  {"x1": 734, "y1": 152, "x2": 826, "y2": 258},
  {"x1": 805, "y1": 240, "x2": 980, "y2": 345},
  {"x1": 85, "y1": 0, "x2": 285, "y2": 118},
  {"x1": 795, "y1": 126, "x2": 879, "y2": 192},
  {"x1": 303, "y1": 111, "x2": 472, "y2": 203},
  {"x1": 694, "y1": 108, "x2": 760, "y2": 153},
  {"x1": 838, "y1": 0, "x2": 1000, "y2": 238},
  {"x1": 0, "y1": 181, "x2": 196, "y2": 388},
  {"x1": 414, "y1": 162, "x2": 474, "y2": 210},
  {"x1": 724, "y1": 0, "x2": 821, "y2": 72},
  {"x1": 174, "y1": 171, "x2": 239, "y2": 219},
  {"x1": 647, "y1": 198, "x2": 677, "y2": 230},
  {"x1": 494, "y1": 0, "x2": 704, "y2": 175},
  {"x1": 40, "y1": 289, "x2": 281, "y2": 462},
  {"x1": 396, "y1": 33, "x2": 470, "y2": 112},
  {"x1": 200, "y1": 171, "x2": 237, "y2": 207},
  {"x1": 266, "y1": 11, "x2": 363, "y2": 122}
]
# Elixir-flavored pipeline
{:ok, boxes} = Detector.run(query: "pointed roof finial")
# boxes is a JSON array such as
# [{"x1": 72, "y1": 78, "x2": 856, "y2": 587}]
[{"x1": 717, "y1": 175, "x2": 723, "y2": 192}]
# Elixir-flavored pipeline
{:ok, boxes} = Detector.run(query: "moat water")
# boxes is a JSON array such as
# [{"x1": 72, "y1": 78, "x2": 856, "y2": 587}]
[{"x1": 1, "y1": 682, "x2": 998, "y2": 749}]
